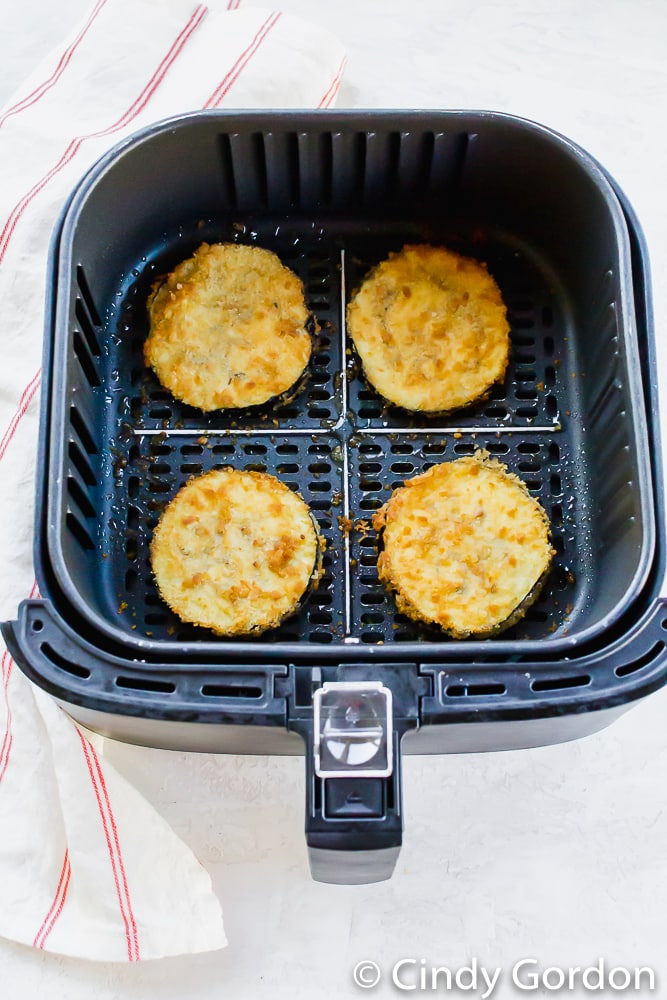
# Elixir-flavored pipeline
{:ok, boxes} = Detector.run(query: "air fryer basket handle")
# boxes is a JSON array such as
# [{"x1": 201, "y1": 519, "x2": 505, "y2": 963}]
[
  {"x1": 288, "y1": 668, "x2": 423, "y2": 884},
  {"x1": 300, "y1": 725, "x2": 405, "y2": 885}
]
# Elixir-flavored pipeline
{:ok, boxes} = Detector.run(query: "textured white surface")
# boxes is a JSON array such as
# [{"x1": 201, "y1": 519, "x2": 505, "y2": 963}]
[{"x1": 2, "y1": 0, "x2": 667, "y2": 996}]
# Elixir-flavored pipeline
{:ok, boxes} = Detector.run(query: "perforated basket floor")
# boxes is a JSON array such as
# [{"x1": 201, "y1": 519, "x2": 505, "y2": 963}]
[{"x1": 66, "y1": 223, "x2": 591, "y2": 648}]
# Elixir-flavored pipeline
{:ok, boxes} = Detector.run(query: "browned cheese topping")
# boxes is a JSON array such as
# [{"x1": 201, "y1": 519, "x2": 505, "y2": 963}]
[
  {"x1": 346, "y1": 244, "x2": 510, "y2": 412},
  {"x1": 150, "y1": 469, "x2": 323, "y2": 635},
  {"x1": 145, "y1": 243, "x2": 315, "y2": 410},
  {"x1": 373, "y1": 453, "x2": 554, "y2": 638}
]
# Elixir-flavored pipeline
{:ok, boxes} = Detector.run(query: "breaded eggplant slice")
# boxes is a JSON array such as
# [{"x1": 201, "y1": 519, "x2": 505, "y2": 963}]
[
  {"x1": 145, "y1": 243, "x2": 315, "y2": 411},
  {"x1": 373, "y1": 453, "x2": 554, "y2": 638},
  {"x1": 151, "y1": 469, "x2": 324, "y2": 636},
  {"x1": 346, "y1": 244, "x2": 510, "y2": 413}
]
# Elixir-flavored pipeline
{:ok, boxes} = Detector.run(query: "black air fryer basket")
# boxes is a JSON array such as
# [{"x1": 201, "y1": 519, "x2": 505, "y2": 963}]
[{"x1": 4, "y1": 110, "x2": 667, "y2": 884}]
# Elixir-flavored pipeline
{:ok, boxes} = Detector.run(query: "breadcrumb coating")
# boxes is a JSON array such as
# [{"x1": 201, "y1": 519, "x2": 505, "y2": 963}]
[
  {"x1": 151, "y1": 468, "x2": 323, "y2": 635},
  {"x1": 145, "y1": 243, "x2": 314, "y2": 411},
  {"x1": 347, "y1": 244, "x2": 510, "y2": 412},
  {"x1": 373, "y1": 453, "x2": 554, "y2": 637}
]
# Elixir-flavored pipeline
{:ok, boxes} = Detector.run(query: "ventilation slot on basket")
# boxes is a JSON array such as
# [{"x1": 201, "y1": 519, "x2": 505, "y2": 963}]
[
  {"x1": 76, "y1": 264, "x2": 102, "y2": 326},
  {"x1": 594, "y1": 412, "x2": 637, "y2": 553},
  {"x1": 223, "y1": 129, "x2": 351, "y2": 212},
  {"x1": 445, "y1": 683, "x2": 506, "y2": 698},
  {"x1": 615, "y1": 641, "x2": 665, "y2": 678},
  {"x1": 263, "y1": 131, "x2": 300, "y2": 208},
  {"x1": 586, "y1": 279, "x2": 619, "y2": 386},
  {"x1": 507, "y1": 297, "x2": 532, "y2": 329},
  {"x1": 598, "y1": 479, "x2": 636, "y2": 549},
  {"x1": 428, "y1": 131, "x2": 470, "y2": 199},
  {"x1": 587, "y1": 358, "x2": 620, "y2": 430},
  {"x1": 75, "y1": 297, "x2": 101, "y2": 358},
  {"x1": 69, "y1": 440, "x2": 97, "y2": 487},
  {"x1": 41, "y1": 642, "x2": 91, "y2": 679},
  {"x1": 72, "y1": 329, "x2": 100, "y2": 388},
  {"x1": 201, "y1": 682, "x2": 263, "y2": 699},
  {"x1": 330, "y1": 131, "x2": 367, "y2": 208},
  {"x1": 219, "y1": 132, "x2": 273, "y2": 210},
  {"x1": 70, "y1": 405, "x2": 98, "y2": 455},
  {"x1": 67, "y1": 476, "x2": 96, "y2": 519},
  {"x1": 218, "y1": 132, "x2": 238, "y2": 208},
  {"x1": 531, "y1": 674, "x2": 590, "y2": 692},
  {"x1": 66, "y1": 511, "x2": 96, "y2": 552},
  {"x1": 115, "y1": 675, "x2": 176, "y2": 694},
  {"x1": 306, "y1": 261, "x2": 332, "y2": 309},
  {"x1": 327, "y1": 129, "x2": 471, "y2": 212},
  {"x1": 595, "y1": 408, "x2": 630, "y2": 474},
  {"x1": 361, "y1": 131, "x2": 402, "y2": 206},
  {"x1": 357, "y1": 390, "x2": 383, "y2": 420},
  {"x1": 296, "y1": 131, "x2": 332, "y2": 208}
]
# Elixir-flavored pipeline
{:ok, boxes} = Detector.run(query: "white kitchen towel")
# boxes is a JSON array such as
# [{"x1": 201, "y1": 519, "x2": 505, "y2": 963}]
[{"x1": 0, "y1": 0, "x2": 345, "y2": 961}]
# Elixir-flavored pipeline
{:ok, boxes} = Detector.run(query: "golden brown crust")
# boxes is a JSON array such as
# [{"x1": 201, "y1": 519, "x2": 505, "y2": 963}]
[
  {"x1": 150, "y1": 469, "x2": 323, "y2": 636},
  {"x1": 145, "y1": 243, "x2": 315, "y2": 411},
  {"x1": 346, "y1": 244, "x2": 510, "y2": 413},
  {"x1": 373, "y1": 453, "x2": 554, "y2": 638}
]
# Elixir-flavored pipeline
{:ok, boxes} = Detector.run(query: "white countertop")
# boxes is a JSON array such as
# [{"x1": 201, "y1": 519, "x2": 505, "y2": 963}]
[{"x1": 2, "y1": 1, "x2": 667, "y2": 997}]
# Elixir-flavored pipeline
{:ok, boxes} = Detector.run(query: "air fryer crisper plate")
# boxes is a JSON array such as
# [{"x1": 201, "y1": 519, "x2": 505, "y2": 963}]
[{"x1": 36, "y1": 109, "x2": 656, "y2": 661}]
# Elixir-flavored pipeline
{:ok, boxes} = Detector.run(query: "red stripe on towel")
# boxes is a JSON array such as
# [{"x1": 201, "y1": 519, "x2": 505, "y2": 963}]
[
  {"x1": 33, "y1": 849, "x2": 72, "y2": 949},
  {"x1": 0, "y1": 4, "x2": 208, "y2": 269},
  {"x1": 0, "y1": 368, "x2": 41, "y2": 464},
  {"x1": 96, "y1": 4, "x2": 208, "y2": 135},
  {"x1": 203, "y1": 11, "x2": 281, "y2": 108},
  {"x1": 0, "y1": 580, "x2": 42, "y2": 785},
  {"x1": 89, "y1": 738, "x2": 140, "y2": 960},
  {"x1": 77, "y1": 728, "x2": 140, "y2": 960},
  {"x1": 0, "y1": 0, "x2": 109, "y2": 130},
  {"x1": 318, "y1": 57, "x2": 347, "y2": 109},
  {"x1": 0, "y1": 585, "x2": 73, "y2": 945},
  {"x1": 0, "y1": 6, "x2": 207, "y2": 453},
  {"x1": 0, "y1": 648, "x2": 14, "y2": 786}
]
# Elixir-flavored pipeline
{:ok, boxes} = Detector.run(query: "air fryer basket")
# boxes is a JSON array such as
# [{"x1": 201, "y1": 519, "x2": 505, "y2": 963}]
[{"x1": 4, "y1": 111, "x2": 667, "y2": 883}]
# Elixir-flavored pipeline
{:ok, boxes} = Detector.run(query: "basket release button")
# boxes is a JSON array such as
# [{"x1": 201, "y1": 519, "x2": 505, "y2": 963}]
[
  {"x1": 313, "y1": 681, "x2": 393, "y2": 779},
  {"x1": 324, "y1": 777, "x2": 384, "y2": 819}
]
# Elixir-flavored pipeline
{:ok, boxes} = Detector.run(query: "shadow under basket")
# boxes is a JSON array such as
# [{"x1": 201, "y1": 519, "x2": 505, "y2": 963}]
[{"x1": 4, "y1": 110, "x2": 667, "y2": 885}]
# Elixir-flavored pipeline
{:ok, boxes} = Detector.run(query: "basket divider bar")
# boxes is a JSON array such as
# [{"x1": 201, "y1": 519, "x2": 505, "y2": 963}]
[
  {"x1": 353, "y1": 425, "x2": 562, "y2": 435},
  {"x1": 132, "y1": 427, "x2": 335, "y2": 437},
  {"x1": 340, "y1": 248, "x2": 353, "y2": 636},
  {"x1": 130, "y1": 425, "x2": 562, "y2": 438}
]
